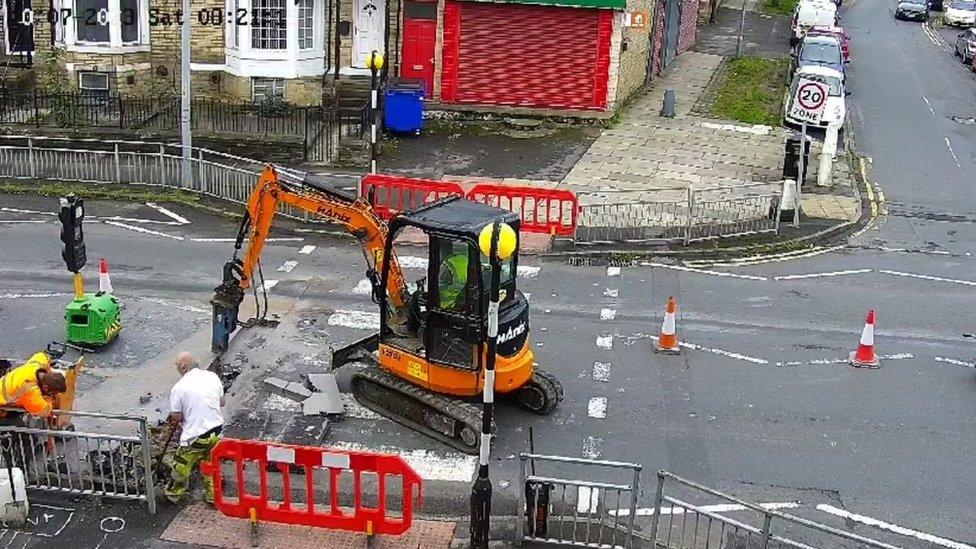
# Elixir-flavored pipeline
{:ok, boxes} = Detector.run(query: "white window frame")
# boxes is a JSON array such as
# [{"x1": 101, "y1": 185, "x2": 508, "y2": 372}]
[
  {"x1": 298, "y1": 0, "x2": 313, "y2": 50},
  {"x1": 250, "y1": 0, "x2": 287, "y2": 51},
  {"x1": 225, "y1": 0, "x2": 326, "y2": 78},
  {"x1": 78, "y1": 71, "x2": 110, "y2": 91},
  {"x1": 61, "y1": 0, "x2": 150, "y2": 53},
  {"x1": 251, "y1": 77, "x2": 285, "y2": 102}
]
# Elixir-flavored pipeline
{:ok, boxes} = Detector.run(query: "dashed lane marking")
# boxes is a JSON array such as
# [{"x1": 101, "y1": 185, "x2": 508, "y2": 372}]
[
  {"x1": 596, "y1": 335, "x2": 613, "y2": 349},
  {"x1": 298, "y1": 245, "x2": 317, "y2": 254},
  {"x1": 678, "y1": 342, "x2": 768, "y2": 364},
  {"x1": 330, "y1": 441, "x2": 477, "y2": 483},
  {"x1": 606, "y1": 266, "x2": 621, "y2": 277},
  {"x1": 581, "y1": 436, "x2": 604, "y2": 459},
  {"x1": 603, "y1": 288, "x2": 619, "y2": 298},
  {"x1": 327, "y1": 309, "x2": 380, "y2": 330},
  {"x1": 103, "y1": 221, "x2": 184, "y2": 240},
  {"x1": 0, "y1": 293, "x2": 67, "y2": 299},
  {"x1": 944, "y1": 137, "x2": 962, "y2": 169},
  {"x1": 773, "y1": 268, "x2": 872, "y2": 281},
  {"x1": 587, "y1": 397, "x2": 607, "y2": 419},
  {"x1": 396, "y1": 256, "x2": 541, "y2": 278},
  {"x1": 935, "y1": 356, "x2": 975, "y2": 368},
  {"x1": 642, "y1": 261, "x2": 768, "y2": 281},
  {"x1": 0, "y1": 219, "x2": 47, "y2": 224},
  {"x1": 145, "y1": 202, "x2": 191, "y2": 224},
  {"x1": 277, "y1": 260, "x2": 299, "y2": 273},
  {"x1": 816, "y1": 504, "x2": 975, "y2": 549},
  {"x1": 138, "y1": 297, "x2": 209, "y2": 315},
  {"x1": 600, "y1": 308, "x2": 617, "y2": 320},
  {"x1": 592, "y1": 362, "x2": 611, "y2": 382},
  {"x1": 261, "y1": 280, "x2": 279, "y2": 292},
  {"x1": 612, "y1": 501, "x2": 801, "y2": 517},
  {"x1": 878, "y1": 269, "x2": 976, "y2": 287}
]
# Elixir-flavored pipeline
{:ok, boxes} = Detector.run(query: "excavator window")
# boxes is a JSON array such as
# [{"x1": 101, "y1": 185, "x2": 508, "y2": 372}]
[{"x1": 426, "y1": 236, "x2": 481, "y2": 370}]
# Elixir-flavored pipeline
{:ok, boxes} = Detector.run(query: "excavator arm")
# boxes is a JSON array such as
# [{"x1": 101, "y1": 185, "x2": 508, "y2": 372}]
[{"x1": 211, "y1": 166, "x2": 409, "y2": 346}]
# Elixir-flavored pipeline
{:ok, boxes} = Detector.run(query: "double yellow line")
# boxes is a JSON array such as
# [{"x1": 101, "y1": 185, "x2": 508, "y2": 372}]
[{"x1": 858, "y1": 157, "x2": 887, "y2": 233}]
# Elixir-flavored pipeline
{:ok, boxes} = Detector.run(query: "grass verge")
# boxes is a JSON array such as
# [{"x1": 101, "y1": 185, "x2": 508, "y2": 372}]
[
  {"x1": 762, "y1": 0, "x2": 799, "y2": 16},
  {"x1": 709, "y1": 57, "x2": 789, "y2": 126},
  {"x1": 0, "y1": 181, "x2": 201, "y2": 205}
]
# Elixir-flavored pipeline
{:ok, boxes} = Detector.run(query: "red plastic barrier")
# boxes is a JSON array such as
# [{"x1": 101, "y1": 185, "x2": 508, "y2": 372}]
[
  {"x1": 361, "y1": 174, "x2": 464, "y2": 221},
  {"x1": 466, "y1": 183, "x2": 578, "y2": 236},
  {"x1": 199, "y1": 438, "x2": 423, "y2": 536}
]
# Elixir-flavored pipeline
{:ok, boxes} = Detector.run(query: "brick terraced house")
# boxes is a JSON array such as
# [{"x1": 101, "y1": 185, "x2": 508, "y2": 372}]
[{"x1": 1, "y1": 0, "x2": 699, "y2": 112}]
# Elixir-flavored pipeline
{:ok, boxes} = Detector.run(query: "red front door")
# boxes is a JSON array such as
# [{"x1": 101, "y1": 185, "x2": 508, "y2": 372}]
[{"x1": 401, "y1": 18, "x2": 436, "y2": 96}]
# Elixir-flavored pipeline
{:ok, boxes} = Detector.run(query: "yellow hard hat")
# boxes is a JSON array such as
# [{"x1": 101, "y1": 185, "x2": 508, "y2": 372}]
[{"x1": 479, "y1": 222, "x2": 517, "y2": 260}]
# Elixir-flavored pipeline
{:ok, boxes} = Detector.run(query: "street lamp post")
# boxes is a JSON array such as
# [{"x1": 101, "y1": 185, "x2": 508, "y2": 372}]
[
  {"x1": 367, "y1": 51, "x2": 384, "y2": 175},
  {"x1": 180, "y1": 0, "x2": 192, "y2": 188},
  {"x1": 470, "y1": 221, "x2": 516, "y2": 549}
]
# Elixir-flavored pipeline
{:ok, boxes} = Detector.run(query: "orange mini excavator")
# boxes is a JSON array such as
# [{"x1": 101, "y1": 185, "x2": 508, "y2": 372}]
[{"x1": 211, "y1": 166, "x2": 562, "y2": 453}]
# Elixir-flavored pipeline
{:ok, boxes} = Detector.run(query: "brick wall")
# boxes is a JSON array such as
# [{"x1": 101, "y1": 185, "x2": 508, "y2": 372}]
[
  {"x1": 613, "y1": 0, "x2": 655, "y2": 108},
  {"x1": 284, "y1": 77, "x2": 324, "y2": 105}
]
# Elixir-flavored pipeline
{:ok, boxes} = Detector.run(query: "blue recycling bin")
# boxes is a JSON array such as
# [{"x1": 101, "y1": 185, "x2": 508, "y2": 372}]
[{"x1": 384, "y1": 79, "x2": 425, "y2": 134}]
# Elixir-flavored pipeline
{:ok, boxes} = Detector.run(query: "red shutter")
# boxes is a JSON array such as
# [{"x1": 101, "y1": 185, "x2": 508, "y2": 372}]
[{"x1": 441, "y1": 1, "x2": 612, "y2": 110}]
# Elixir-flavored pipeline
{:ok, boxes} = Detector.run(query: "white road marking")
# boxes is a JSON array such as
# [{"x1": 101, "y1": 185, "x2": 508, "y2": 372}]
[
  {"x1": 606, "y1": 266, "x2": 621, "y2": 277},
  {"x1": 613, "y1": 501, "x2": 800, "y2": 517},
  {"x1": 139, "y1": 297, "x2": 209, "y2": 315},
  {"x1": 581, "y1": 436, "x2": 603, "y2": 459},
  {"x1": 262, "y1": 280, "x2": 279, "y2": 291},
  {"x1": 592, "y1": 362, "x2": 611, "y2": 382},
  {"x1": 603, "y1": 288, "x2": 619, "y2": 298},
  {"x1": 678, "y1": 342, "x2": 768, "y2": 364},
  {"x1": 577, "y1": 486, "x2": 600, "y2": 514},
  {"x1": 298, "y1": 245, "x2": 317, "y2": 255},
  {"x1": 642, "y1": 262, "x2": 767, "y2": 281},
  {"x1": 396, "y1": 256, "x2": 540, "y2": 278},
  {"x1": 600, "y1": 308, "x2": 617, "y2": 320},
  {"x1": 878, "y1": 269, "x2": 976, "y2": 287},
  {"x1": 277, "y1": 260, "x2": 298, "y2": 273},
  {"x1": 103, "y1": 221, "x2": 184, "y2": 240},
  {"x1": 145, "y1": 202, "x2": 190, "y2": 224},
  {"x1": 776, "y1": 354, "x2": 913, "y2": 367},
  {"x1": 517, "y1": 265, "x2": 541, "y2": 278},
  {"x1": 922, "y1": 95, "x2": 935, "y2": 115},
  {"x1": 596, "y1": 335, "x2": 613, "y2": 349},
  {"x1": 587, "y1": 397, "x2": 608, "y2": 419},
  {"x1": 0, "y1": 292, "x2": 67, "y2": 299},
  {"x1": 944, "y1": 137, "x2": 962, "y2": 168},
  {"x1": 0, "y1": 219, "x2": 47, "y2": 224},
  {"x1": 690, "y1": 244, "x2": 847, "y2": 267},
  {"x1": 330, "y1": 441, "x2": 477, "y2": 482},
  {"x1": 327, "y1": 309, "x2": 380, "y2": 330},
  {"x1": 773, "y1": 268, "x2": 872, "y2": 281},
  {"x1": 189, "y1": 237, "x2": 304, "y2": 243},
  {"x1": 935, "y1": 356, "x2": 975, "y2": 368},
  {"x1": 816, "y1": 504, "x2": 975, "y2": 549},
  {"x1": 351, "y1": 279, "x2": 373, "y2": 295},
  {"x1": 0, "y1": 207, "x2": 56, "y2": 216}
]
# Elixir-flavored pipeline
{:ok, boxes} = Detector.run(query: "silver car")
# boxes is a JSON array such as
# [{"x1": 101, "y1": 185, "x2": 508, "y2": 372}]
[{"x1": 955, "y1": 28, "x2": 976, "y2": 63}]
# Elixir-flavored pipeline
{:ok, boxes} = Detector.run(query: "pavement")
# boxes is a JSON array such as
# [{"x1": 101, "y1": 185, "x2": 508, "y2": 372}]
[{"x1": 696, "y1": 7, "x2": 794, "y2": 59}]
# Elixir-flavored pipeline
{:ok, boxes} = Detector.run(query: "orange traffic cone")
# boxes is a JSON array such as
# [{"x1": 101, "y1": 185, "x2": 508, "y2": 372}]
[
  {"x1": 99, "y1": 258, "x2": 113, "y2": 294},
  {"x1": 654, "y1": 296, "x2": 681, "y2": 354},
  {"x1": 849, "y1": 309, "x2": 880, "y2": 368}
]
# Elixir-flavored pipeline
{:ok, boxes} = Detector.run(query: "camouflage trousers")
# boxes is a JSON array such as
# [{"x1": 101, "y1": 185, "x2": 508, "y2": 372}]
[{"x1": 164, "y1": 432, "x2": 220, "y2": 504}]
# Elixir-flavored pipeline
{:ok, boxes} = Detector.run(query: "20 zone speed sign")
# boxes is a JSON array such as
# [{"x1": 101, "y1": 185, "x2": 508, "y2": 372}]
[{"x1": 789, "y1": 77, "x2": 828, "y2": 124}]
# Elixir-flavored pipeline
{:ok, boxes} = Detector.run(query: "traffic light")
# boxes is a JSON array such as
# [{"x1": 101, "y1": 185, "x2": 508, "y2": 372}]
[{"x1": 59, "y1": 195, "x2": 87, "y2": 273}]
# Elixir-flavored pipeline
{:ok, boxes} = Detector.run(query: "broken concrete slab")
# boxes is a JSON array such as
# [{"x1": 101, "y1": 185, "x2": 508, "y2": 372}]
[
  {"x1": 303, "y1": 391, "x2": 343, "y2": 416},
  {"x1": 263, "y1": 377, "x2": 312, "y2": 402}
]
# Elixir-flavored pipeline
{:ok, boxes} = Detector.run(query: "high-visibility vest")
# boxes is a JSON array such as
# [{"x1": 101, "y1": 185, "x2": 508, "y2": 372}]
[
  {"x1": 439, "y1": 253, "x2": 469, "y2": 309},
  {"x1": 0, "y1": 353, "x2": 54, "y2": 417}
]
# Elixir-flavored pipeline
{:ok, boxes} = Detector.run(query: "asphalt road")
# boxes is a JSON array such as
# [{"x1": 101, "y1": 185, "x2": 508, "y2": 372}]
[{"x1": 3, "y1": 1, "x2": 976, "y2": 546}]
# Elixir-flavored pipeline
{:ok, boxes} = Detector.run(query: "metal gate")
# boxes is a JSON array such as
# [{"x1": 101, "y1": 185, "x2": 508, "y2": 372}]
[
  {"x1": 662, "y1": 0, "x2": 681, "y2": 68},
  {"x1": 517, "y1": 453, "x2": 641, "y2": 548}
]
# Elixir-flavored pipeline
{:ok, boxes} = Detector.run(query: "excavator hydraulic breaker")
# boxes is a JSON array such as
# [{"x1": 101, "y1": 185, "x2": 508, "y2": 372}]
[{"x1": 211, "y1": 261, "x2": 245, "y2": 353}]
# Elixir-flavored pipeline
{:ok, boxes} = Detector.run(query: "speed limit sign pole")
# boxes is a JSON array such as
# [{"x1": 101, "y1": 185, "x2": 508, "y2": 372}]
[{"x1": 795, "y1": 122, "x2": 806, "y2": 229}]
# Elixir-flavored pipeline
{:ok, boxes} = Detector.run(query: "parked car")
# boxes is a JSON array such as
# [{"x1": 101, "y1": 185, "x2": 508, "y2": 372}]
[
  {"x1": 955, "y1": 28, "x2": 976, "y2": 62},
  {"x1": 895, "y1": 0, "x2": 930, "y2": 20},
  {"x1": 944, "y1": 0, "x2": 976, "y2": 26},
  {"x1": 807, "y1": 25, "x2": 851, "y2": 61},
  {"x1": 784, "y1": 66, "x2": 848, "y2": 130},
  {"x1": 791, "y1": 35, "x2": 846, "y2": 80},
  {"x1": 791, "y1": 0, "x2": 838, "y2": 46}
]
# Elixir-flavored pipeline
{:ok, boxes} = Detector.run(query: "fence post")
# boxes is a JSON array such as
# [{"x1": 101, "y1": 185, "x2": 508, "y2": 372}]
[
  {"x1": 516, "y1": 454, "x2": 526, "y2": 546},
  {"x1": 626, "y1": 466, "x2": 641, "y2": 549},
  {"x1": 139, "y1": 418, "x2": 157, "y2": 515},
  {"x1": 684, "y1": 186, "x2": 694, "y2": 245},
  {"x1": 32, "y1": 89, "x2": 39, "y2": 126},
  {"x1": 303, "y1": 109, "x2": 310, "y2": 161},
  {"x1": 646, "y1": 472, "x2": 666, "y2": 545},
  {"x1": 760, "y1": 513, "x2": 773, "y2": 548},
  {"x1": 158, "y1": 144, "x2": 165, "y2": 185},
  {"x1": 114, "y1": 143, "x2": 121, "y2": 183},
  {"x1": 27, "y1": 138, "x2": 36, "y2": 179},
  {"x1": 119, "y1": 96, "x2": 125, "y2": 129}
]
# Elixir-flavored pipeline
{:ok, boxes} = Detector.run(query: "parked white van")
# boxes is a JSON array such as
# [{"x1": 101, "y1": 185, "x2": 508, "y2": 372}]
[{"x1": 791, "y1": 0, "x2": 838, "y2": 46}]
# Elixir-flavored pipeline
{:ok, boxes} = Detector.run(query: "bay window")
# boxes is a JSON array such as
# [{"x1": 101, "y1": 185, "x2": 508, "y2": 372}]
[{"x1": 226, "y1": 0, "x2": 325, "y2": 78}]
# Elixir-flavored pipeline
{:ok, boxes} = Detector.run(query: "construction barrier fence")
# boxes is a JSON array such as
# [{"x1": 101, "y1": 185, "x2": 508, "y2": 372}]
[{"x1": 200, "y1": 438, "x2": 423, "y2": 536}]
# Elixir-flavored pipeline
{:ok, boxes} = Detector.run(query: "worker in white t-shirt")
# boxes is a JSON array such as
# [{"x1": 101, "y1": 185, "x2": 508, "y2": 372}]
[{"x1": 164, "y1": 351, "x2": 225, "y2": 505}]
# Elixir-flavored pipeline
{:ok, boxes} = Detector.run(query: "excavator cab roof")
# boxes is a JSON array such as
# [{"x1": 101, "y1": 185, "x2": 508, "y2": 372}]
[{"x1": 393, "y1": 196, "x2": 521, "y2": 240}]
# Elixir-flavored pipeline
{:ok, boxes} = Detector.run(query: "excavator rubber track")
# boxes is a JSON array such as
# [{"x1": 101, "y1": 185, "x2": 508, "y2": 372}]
[
  {"x1": 350, "y1": 364, "x2": 486, "y2": 455},
  {"x1": 517, "y1": 366, "x2": 563, "y2": 415}
]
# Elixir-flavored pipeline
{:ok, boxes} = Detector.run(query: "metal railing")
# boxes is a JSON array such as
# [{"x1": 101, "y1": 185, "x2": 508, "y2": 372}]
[
  {"x1": 0, "y1": 135, "x2": 317, "y2": 222},
  {"x1": 575, "y1": 182, "x2": 782, "y2": 245},
  {"x1": 518, "y1": 453, "x2": 642, "y2": 549},
  {"x1": 646, "y1": 472, "x2": 900, "y2": 549},
  {"x1": 0, "y1": 407, "x2": 156, "y2": 514}
]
